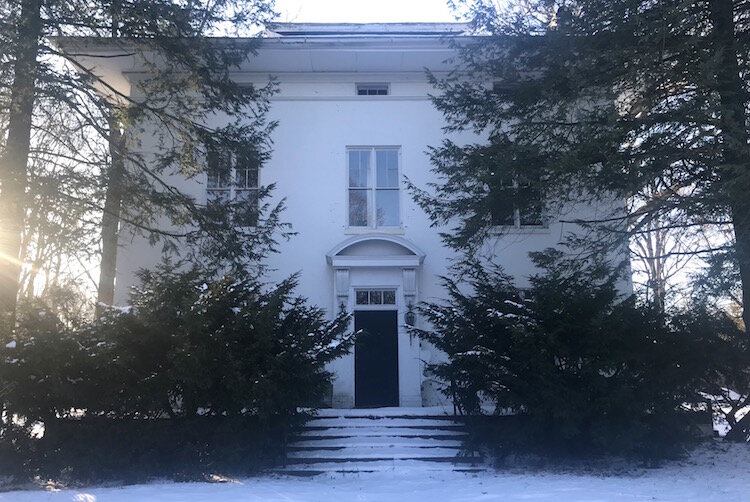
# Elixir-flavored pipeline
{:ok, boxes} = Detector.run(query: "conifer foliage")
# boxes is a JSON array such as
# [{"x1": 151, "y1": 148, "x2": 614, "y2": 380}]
[
  {"x1": 408, "y1": 0, "x2": 750, "y2": 450},
  {"x1": 411, "y1": 250, "x2": 723, "y2": 456},
  {"x1": 1, "y1": 263, "x2": 353, "y2": 426},
  {"x1": 416, "y1": 0, "x2": 750, "y2": 331},
  {"x1": 0, "y1": 0, "x2": 280, "y2": 332}
]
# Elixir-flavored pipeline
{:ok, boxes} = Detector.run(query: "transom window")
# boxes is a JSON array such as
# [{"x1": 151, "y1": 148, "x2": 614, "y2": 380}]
[
  {"x1": 356, "y1": 83, "x2": 389, "y2": 96},
  {"x1": 206, "y1": 149, "x2": 259, "y2": 227},
  {"x1": 355, "y1": 289, "x2": 397, "y2": 305},
  {"x1": 490, "y1": 174, "x2": 544, "y2": 228},
  {"x1": 348, "y1": 147, "x2": 400, "y2": 228}
]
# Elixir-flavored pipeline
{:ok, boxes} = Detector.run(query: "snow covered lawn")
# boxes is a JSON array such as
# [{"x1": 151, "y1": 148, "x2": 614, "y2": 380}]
[{"x1": 1, "y1": 442, "x2": 748, "y2": 501}]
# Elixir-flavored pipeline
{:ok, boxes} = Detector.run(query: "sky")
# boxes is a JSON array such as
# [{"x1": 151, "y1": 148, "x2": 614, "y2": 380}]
[{"x1": 273, "y1": 0, "x2": 459, "y2": 24}]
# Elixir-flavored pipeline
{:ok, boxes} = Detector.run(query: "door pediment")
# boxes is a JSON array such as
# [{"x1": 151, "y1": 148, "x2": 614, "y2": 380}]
[{"x1": 326, "y1": 234, "x2": 425, "y2": 268}]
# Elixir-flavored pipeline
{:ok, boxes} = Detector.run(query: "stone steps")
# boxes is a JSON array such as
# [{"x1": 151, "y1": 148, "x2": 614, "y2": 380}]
[
  {"x1": 288, "y1": 446, "x2": 465, "y2": 459},
  {"x1": 273, "y1": 408, "x2": 483, "y2": 475},
  {"x1": 297, "y1": 427, "x2": 467, "y2": 438},
  {"x1": 289, "y1": 438, "x2": 464, "y2": 448},
  {"x1": 304, "y1": 417, "x2": 462, "y2": 428}
]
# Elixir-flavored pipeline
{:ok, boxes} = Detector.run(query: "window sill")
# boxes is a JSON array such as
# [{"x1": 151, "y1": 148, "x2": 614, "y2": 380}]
[
  {"x1": 345, "y1": 227, "x2": 405, "y2": 236},
  {"x1": 490, "y1": 225, "x2": 551, "y2": 235}
]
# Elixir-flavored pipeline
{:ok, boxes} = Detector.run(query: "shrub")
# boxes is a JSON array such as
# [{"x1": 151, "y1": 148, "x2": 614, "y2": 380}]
[
  {"x1": 671, "y1": 306, "x2": 750, "y2": 442},
  {"x1": 0, "y1": 264, "x2": 353, "y2": 481},
  {"x1": 413, "y1": 250, "x2": 714, "y2": 458}
]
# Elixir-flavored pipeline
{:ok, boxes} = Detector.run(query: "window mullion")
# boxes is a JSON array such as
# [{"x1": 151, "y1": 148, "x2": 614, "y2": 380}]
[{"x1": 370, "y1": 148, "x2": 376, "y2": 228}]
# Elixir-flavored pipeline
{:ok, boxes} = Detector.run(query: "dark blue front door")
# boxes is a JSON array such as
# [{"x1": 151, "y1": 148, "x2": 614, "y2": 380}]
[{"x1": 354, "y1": 310, "x2": 399, "y2": 408}]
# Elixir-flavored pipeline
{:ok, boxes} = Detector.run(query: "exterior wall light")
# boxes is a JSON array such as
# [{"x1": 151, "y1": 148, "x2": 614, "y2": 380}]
[{"x1": 405, "y1": 303, "x2": 416, "y2": 327}]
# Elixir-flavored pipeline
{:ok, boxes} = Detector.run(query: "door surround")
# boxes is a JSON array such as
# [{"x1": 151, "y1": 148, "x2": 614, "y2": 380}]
[{"x1": 326, "y1": 234, "x2": 425, "y2": 408}]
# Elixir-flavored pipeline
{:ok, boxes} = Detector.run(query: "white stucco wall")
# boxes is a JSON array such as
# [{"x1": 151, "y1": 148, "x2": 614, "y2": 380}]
[{"x1": 109, "y1": 35, "x2": 629, "y2": 408}]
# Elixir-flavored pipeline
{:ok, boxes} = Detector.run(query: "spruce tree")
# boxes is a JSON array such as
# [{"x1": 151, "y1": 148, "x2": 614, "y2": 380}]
[
  {"x1": 414, "y1": 0, "x2": 750, "y2": 330},
  {"x1": 411, "y1": 250, "x2": 711, "y2": 457}
]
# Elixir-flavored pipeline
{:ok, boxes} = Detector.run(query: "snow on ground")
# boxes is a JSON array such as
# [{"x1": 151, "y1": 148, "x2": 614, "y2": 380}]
[{"x1": 1, "y1": 442, "x2": 748, "y2": 502}]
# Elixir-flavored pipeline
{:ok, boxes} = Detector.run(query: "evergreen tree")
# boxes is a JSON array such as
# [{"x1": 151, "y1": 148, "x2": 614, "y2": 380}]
[
  {"x1": 411, "y1": 249, "x2": 714, "y2": 457},
  {"x1": 2, "y1": 262, "x2": 354, "y2": 425},
  {"x1": 414, "y1": 0, "x2": 750, "y2": 331},
  {"x1": 0, "y1": 0, "x2": 279, "y2": 333}
]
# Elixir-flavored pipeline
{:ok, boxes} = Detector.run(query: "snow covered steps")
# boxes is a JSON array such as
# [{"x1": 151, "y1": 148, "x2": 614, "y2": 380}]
[{"x1": 274, "y1": 409, "x2": 483, "y2": 475}]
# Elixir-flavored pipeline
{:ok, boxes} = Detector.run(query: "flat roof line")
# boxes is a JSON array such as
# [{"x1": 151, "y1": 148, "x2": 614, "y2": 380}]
[{"x1": 267, "y1": 22, "x2": 470, "y2": 37}]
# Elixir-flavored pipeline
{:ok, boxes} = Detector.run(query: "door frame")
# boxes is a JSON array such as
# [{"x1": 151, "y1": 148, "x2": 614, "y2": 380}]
[
  {"x1": 349, "y1": 283, "x2": 404, "y2": 408},
  {"x1": 333, "y1": 277, "x2": 422, "y2": 408},
  {"x1": 352, "y1": 285, "x2": 401, "y2": 407}
]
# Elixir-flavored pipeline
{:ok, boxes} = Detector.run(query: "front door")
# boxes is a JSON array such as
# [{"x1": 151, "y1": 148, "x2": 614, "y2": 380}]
[{"x1": 354, "y1": 310, "x2": 399, "y2": 408}]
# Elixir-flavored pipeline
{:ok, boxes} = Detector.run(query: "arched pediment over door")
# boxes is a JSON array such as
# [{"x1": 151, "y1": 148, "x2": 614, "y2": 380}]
[{"x1": 325, "y1": 234, "x2": 425, "y2": 268}]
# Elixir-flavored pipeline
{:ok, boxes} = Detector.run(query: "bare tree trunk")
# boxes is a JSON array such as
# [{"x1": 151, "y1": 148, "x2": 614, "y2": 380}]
[
  {"x1": 97, "y1": 3, "x2": 125, "y2": 311},
  {"x1": 97, "y1": 112, "x2": 125, "y2": 309},
  {"x1": 709, "y1": 0, "x2": 750, "y2": 336},
  {"x1": 19, "y1": 199, "x2": 42, "y2": 298},
  {"x1": 25, "y1": 235, "x2": 45, "y2": 299},
  {"x1": 0, "y1": 0, "x2": 42, "y2": 334}
]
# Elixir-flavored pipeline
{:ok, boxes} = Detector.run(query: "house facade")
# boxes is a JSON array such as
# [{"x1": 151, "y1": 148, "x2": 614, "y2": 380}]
[{"x1": 76, "y1": 23, "x2": 627, "y2": 409}]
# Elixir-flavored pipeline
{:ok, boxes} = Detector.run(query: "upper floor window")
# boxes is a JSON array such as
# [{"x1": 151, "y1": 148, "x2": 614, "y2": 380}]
[
  {"x1": 356, "y1": 83, "x2": 389, "y2": 96},
  {"x1": 490, "y1": 174, "x2": 544, "y2": 228},
  {"x1": 348, "y1": 147, "x2": 400, "y2": 228},
  {"x1": 206, "y1": 149, "x2": 259, "y2": 227}
]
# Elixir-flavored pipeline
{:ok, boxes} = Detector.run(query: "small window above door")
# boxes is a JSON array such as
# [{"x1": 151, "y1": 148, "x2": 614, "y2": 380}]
[{"x1": 356, "y1": 289, "x2": 397, "y2": 305}]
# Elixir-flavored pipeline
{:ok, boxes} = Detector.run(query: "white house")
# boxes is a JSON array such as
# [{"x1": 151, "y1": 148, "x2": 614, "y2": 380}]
[{"x1": 69, "y1": 23, "x2": 627, "y2": 409}]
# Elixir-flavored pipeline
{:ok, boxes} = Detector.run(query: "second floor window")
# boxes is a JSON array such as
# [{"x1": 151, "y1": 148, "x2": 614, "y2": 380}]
[
  {"x1": 490, "y1": 174, "x2": 544, "y2": 228},
  {"x1": 206, "y1": 149, "x2": 259, "y2": 227},
  {"x1": 348, "y1": 147, "x2": 400, "y2": 228}
]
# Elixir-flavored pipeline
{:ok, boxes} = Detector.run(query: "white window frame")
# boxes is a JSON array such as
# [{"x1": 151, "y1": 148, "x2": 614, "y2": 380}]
[
  {"x1": 355, "y1": 83, "x2": 390, "y2": 96},
  {"x1": 352, "y1": 286, "x2": 400, "y2": 312},
  {"x1": 205, "y1": 150, "x2": 260, "y2": 228},
  {"x1": 492, "y1": 177, "x2": 547, "y2": 230},
  {"x1": 346, "y1": 146, "x2": 402, "y2": 229},
  {"x1": 354, "y1": 288, "x2": 398, "y2": 307}
]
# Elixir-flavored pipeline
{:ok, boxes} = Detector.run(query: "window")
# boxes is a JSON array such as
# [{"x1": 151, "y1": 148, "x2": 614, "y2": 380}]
[
  {"x1": 348, "y1": 147, "x2": 400, "y2": 228},
  {"x1": 356, "y1": 289, "x2": 397, "y2": 305},
  {"x1": 490, "y1": 175, "x2": 544, "y2": 229},
  {"x1": 206, "y1": 148, "x2": 259, "y2": 227},
  {"x1": 356, "y1": 83, "x2": 389, "y2": 96}
]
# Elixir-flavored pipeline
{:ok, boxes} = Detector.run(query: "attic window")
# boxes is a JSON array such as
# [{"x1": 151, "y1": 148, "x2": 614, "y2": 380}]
[
  {"x1": 492, "y1": 82, "x2": 522, "y2": 100},
  {"x1": 356, "y1": 83, "x2": 389, "y2": 96}
]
